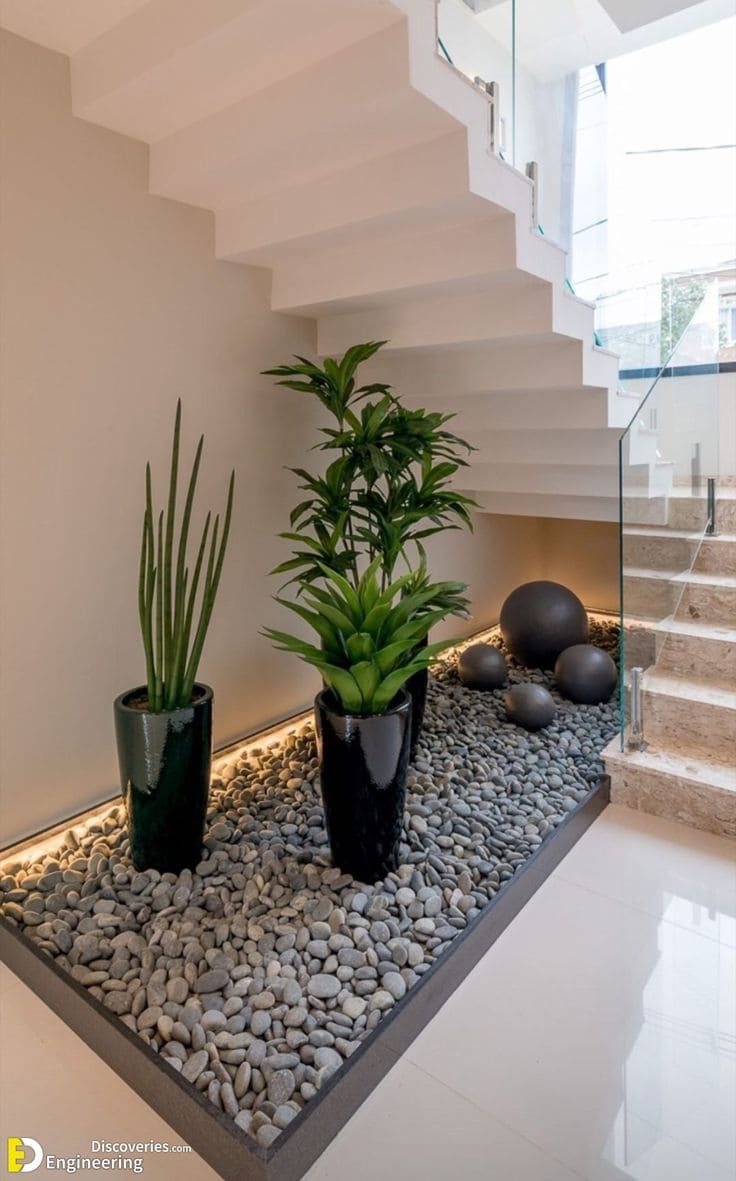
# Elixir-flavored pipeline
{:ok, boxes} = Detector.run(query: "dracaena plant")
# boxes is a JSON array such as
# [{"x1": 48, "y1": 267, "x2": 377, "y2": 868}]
[
  {"x1": 138, "y1": 400, "x2": 234, "y2": 712},
  {"x1": 263, "y1": 560, "x2": 464, "y2": 715},
  {"x1": 263, "y1": 342, "x2": 477, "y2": 591}
]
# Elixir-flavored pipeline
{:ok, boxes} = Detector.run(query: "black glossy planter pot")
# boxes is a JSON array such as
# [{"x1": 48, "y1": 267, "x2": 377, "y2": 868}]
[
  {"x1": 113, "y1": 684, "x2": 213, "y2": 873},
  {"x1": 314, "y1": 689, "x2": 411, "y2": 884},
  {"x1": 406, "y1": 665, "x2": 428, "y2": 759}
]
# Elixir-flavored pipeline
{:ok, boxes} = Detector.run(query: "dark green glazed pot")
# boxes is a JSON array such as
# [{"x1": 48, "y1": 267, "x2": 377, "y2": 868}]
[
  {"x1": 314, "y1": 688, "x2": 411, "y2": 884},
  {"x1": 114, "y1": 684, "x2": 212, "y2": 873}
]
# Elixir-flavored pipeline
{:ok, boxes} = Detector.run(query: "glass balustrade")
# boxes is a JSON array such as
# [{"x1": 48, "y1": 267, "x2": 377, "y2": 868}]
[{"x1": 618, "y1": 288, "x2": 722, "y2": 749}]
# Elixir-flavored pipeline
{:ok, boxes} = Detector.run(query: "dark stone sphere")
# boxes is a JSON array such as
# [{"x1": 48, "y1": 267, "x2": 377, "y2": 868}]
[
  {"x1": 555, "y1": 644, "x2": 617, "y2": 704},
  {"x1": 503, "y1": 684, "x2": 556, "y2": 731},
  {"x1": 458, "y1": 643, "x2": 508, "y2": 690},
  {"x1": 499, "y1": 580, "x2": 589, "y2": 669}
]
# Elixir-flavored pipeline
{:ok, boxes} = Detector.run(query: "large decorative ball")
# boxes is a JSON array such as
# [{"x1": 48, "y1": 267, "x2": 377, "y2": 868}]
[
  {"x1": 500, "y1": 581, "x2": 589, "y2": 669},
  {"x1": 458, "y1": 643, "x2": 508, "y2": 690},
  {"x1": 555, "y1": 644, "x2": 617, "y2": 705},
  {"x1": 503, "y1": 684, "x2": 556, "y2": 731}
]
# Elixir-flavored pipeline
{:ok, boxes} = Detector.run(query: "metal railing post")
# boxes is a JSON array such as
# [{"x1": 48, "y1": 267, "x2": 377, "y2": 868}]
[
  {"x1": 706, "y1": 476, "x2": 717, "y2": 535},
  {"x1": 474, "y1": 78, "x2": 500, "y2": 154},
  {"x1": 526, "y1": 161, "x2": 539, "y2": 227},
  {"x1": 628, "y1": 667, "x2": 646, "y2": 750}
]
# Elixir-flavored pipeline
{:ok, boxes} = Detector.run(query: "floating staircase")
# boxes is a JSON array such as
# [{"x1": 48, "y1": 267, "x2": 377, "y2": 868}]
[
  {"x1": 604, "y1": 488, "x2": 736, "y2": 839},
  {"x1": 0, "y1": 0, "x2": 640, "y2": 522}
]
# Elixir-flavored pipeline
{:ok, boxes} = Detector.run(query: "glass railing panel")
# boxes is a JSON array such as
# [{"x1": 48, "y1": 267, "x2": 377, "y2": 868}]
[
  {"x1": 435, "y1": 0, "x2": 515, "y2": 160},
  {"x1": 618, "y1": 290, "x2": 721, "y2": 749}
]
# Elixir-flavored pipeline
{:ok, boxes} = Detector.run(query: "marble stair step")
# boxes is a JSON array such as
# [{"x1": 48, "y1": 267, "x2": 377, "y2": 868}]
[
  {"x1": 652, "y1": 616, "x2": 736, "y2": 688},
  {"x1": 667, "y1": 489, "x2": 736, "y2": 533},
  {"x1": 622, "y1": 526, "x2": 701, "y2": 572},
  {"x1": 604, "y1": 739, "x2": 736, "y2": 840},
  {"x1": 694, "y1": 533, "x2": 736, "y2": 577},
  {"x1": 622, "y1": 568, "x2": 682, "y2": 622},
  {"x1": 674, "y1": 571, "x2": 736, "y2": 628},
  {"x1": 641, "y1": 671, "x2": 736, "y2": 763}
]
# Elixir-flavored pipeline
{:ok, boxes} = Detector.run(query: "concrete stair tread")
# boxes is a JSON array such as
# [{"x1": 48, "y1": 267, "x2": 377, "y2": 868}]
[{"x1": 605, "y1": 741, "x2": 736, "y2": 794}]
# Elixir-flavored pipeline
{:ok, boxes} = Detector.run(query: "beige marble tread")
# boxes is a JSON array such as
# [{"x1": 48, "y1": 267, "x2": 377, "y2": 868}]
[
  {"x1": 624, "y1": 566, "x2": 736, "y2": 587},
  {"x1": 623, "y1": 525, "x2": 716, "y2": 540},
  {"x1": 623, "y1": 565, "x2": 684, "y2": 582},
  {"x1": 642, "y1": 669, "x2": 736, "y2": 709},
  {"x1": 675, "y1": 569, "x2": 736, "y2": 588},
  {"x1": 605, "y1": 741, "x2": 736, "y2": 793},
  {"x1": 651, "y1": 615, "x2": 736, "y2": 641}
]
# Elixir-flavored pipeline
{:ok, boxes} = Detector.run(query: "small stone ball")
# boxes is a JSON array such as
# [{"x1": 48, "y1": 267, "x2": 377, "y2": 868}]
[
  {"x1": 500, "y1": 581, "x2": 589, "y2": 669},
  {"x1": 555, "y1": 644, "x2": 617, "y2": 705},
  {"x1": 503, "y1": 684, "x2": 556, "y2": 732},
  {"x1": 458, "y1": 643, "x2": 508, "y2": 690}
]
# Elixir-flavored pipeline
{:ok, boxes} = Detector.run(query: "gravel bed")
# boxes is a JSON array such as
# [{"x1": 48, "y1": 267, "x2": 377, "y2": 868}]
[{"x1": 0, "y1": 619, "x2": 618, "y2": 1149}]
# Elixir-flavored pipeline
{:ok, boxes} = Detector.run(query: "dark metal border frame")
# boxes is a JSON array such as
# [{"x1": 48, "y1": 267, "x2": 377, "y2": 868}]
[{"x1": 0, "y1": 751, "x2": 610, "y2": 1181}]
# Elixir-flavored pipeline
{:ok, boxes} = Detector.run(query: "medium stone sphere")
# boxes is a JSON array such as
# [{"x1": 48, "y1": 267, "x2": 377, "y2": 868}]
[
  {"x1": 458, "y1": 643, "x2": 508, "y2": 690},
  {"x1": 503, "y1": 684, "x2": 556, "y2": 731},
  {"x1": 555, "y1": 644, "x2": 617, "y2": 705},
  {"x1": 500, "y1": 581, "x2": 589, "y2": 669}
]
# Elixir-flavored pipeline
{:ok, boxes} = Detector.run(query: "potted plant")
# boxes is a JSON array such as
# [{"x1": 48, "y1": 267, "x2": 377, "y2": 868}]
[
  {"x1": 263, "y1": 559, "x2": 457, "y2": 881},
  {"x1": 264, "y1": 342, "x2": 475, "y2": 751},
  {"x1": 114, "y1": 401, "x2": 234, "y2": 873}
]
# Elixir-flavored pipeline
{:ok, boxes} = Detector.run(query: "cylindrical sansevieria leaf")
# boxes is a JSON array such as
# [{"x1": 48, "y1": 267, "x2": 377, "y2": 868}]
[{"x1": 137, "y1": 401, "x2": 235, "y2": 712}]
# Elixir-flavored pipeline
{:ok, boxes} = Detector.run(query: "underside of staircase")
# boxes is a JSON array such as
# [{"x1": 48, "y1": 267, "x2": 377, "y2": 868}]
[
  {"x1": 604, "y1": 489, "x2": 736, "y2": 839},
  {"x1": 0, "y1": 0, "x2": 632, "y2": 523}
]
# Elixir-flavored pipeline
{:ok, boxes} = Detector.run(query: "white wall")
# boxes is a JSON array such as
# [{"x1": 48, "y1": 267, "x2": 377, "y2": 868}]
[
  {"x1": 540, "y1": 519, "x2": 619, "y2": 614},
  {"x1": 0, "y1": 30, "x2": 557, "y2": 844}
]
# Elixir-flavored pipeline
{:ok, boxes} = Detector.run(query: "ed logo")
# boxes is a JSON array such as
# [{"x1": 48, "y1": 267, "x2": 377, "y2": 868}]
[{"x1": 7, "y1": 1137, "x2": 43, "y2": 1173}]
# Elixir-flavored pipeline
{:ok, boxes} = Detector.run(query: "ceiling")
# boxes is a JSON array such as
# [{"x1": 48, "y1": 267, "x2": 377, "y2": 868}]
[
  {"x1": 474, "y1": 0, "x2": 735, "y2": 81},
  {"x1": 596, "y1": 0, "x2": 714, "y2": 32}
]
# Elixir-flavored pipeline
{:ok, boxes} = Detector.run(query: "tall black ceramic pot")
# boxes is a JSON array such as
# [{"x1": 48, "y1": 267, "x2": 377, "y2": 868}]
[
  {"x1": 406, "y1": 635, "x2": 429, "y2": 759},
  {"x1": 114, "y1": 684, "x2": 213, "y2": 873},
  {"x1": 314, "y1": 688, "x2": 411, "y2": 884}
]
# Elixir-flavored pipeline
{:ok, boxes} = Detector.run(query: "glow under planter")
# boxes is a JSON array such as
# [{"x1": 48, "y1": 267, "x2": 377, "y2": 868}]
[
  {"x1": 113, "y1": 683, "x2": 213, "y2": 873},
  {"x1": 314, "y1": 688, "x2": 411, "y2": 884}
]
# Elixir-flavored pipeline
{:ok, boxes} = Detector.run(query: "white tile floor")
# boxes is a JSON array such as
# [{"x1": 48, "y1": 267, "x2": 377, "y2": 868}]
[{"x1": 1, "y1": 805, "x2": 734, "y2": 1181}]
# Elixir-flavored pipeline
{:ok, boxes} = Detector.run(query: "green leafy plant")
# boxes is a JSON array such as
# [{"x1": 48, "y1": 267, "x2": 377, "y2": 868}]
[
  {"x1": 263, "y1": 559, "x2": 464, "y2": 715},
  {"x1": 264, "y1": 342, "x2": 476, "y2": 591},
  {"x1": 138, "y1": 400, "x2": 234, "y2": 712}
]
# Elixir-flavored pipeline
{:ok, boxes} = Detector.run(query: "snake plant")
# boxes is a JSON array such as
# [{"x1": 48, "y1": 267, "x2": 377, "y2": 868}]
[{"x1": 138, "y1": 400, "x2": 234, "y2": 712}]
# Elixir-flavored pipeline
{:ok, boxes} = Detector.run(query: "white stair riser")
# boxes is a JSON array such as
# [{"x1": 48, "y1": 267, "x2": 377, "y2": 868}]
[
  {"x1": 468, "y1": 491, "x2": 618, "y2": 522},
  {"x1": 470, "y1": 429, "x2": 619, "y2": 468},
  {"x1": 149, "y1": 23, "x2": 454, "y2": 210},
  {"x1": 72, "y1": 0, "x2": 402, "y2": 143},
  {"x1": 216, "y1": 131, "x2": 474, "y2": 264},
  {"x1": 468, "y1": 462, "x2": 618, "y2": 498}
]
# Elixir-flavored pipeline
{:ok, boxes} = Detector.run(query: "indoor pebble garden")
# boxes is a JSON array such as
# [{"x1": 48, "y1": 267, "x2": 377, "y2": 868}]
[{"x1": 0, "y1": 619, "x2": 618, "y2": 1150}]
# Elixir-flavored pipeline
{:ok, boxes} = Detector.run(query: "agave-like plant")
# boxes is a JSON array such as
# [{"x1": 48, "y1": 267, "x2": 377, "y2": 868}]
[
  {"x1": 263, "y1": 559, "x2": 463, "y2": 716},
  {"x1": 139, "y1": 400, "x2": 235, "y2": 712}
]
